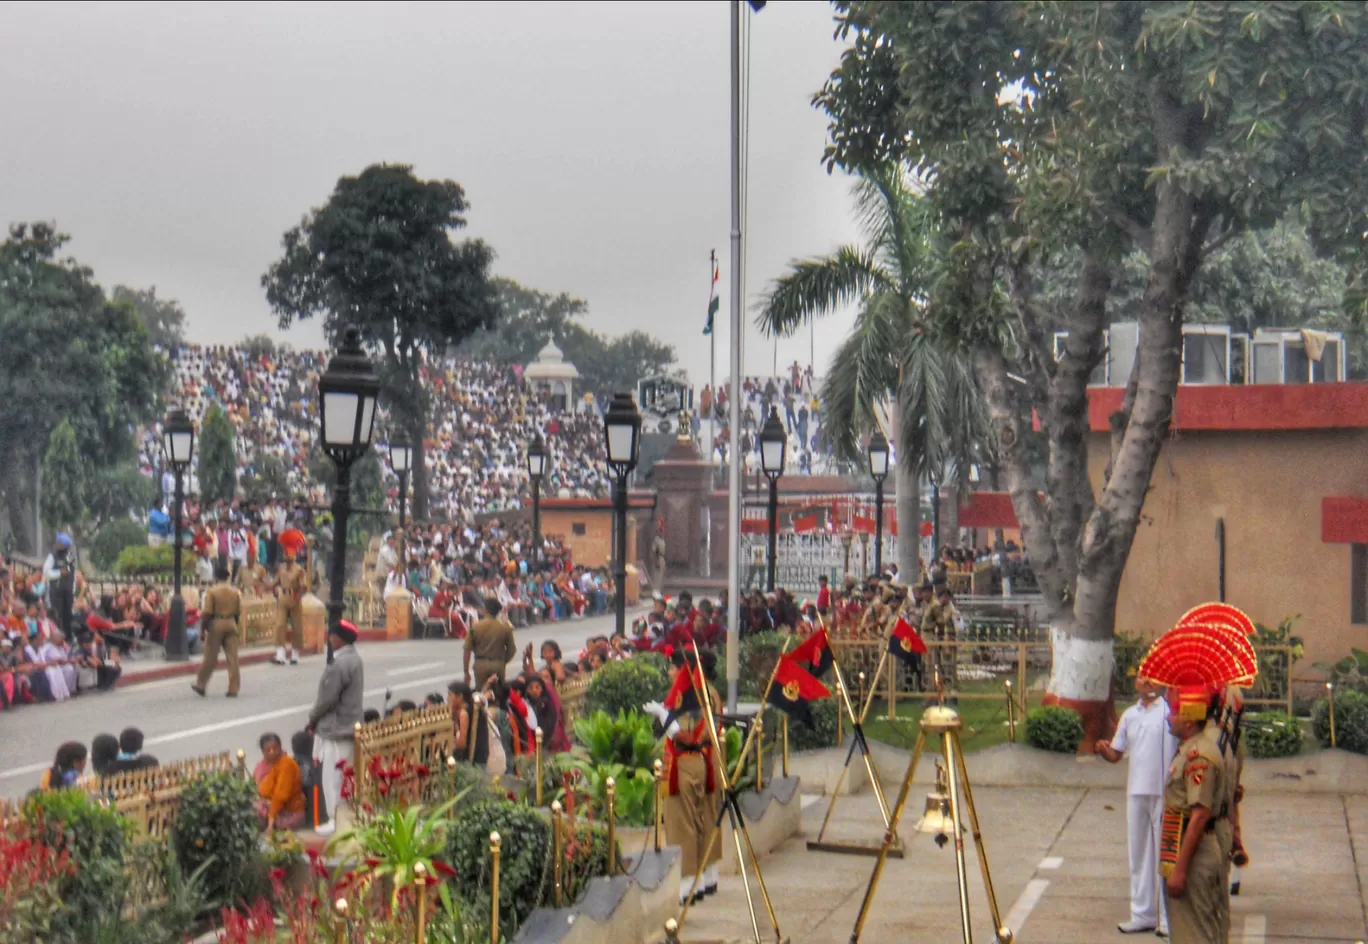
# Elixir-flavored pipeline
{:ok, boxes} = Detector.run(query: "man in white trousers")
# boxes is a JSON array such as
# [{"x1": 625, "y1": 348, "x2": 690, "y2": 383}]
[
  {"x1": 306, "y1": 620, "x2": 364, "y2": 837},
  {"x1": 1097, "y1": 674, "x2": 1177, "y2": 936}
]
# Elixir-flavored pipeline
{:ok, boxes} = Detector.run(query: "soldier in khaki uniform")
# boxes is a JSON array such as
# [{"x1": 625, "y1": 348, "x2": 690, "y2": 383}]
[
  {"x1": 1159, "y1": 686, "x2": 1229, "y2": 943},
  {"x1": 272, "y1": 548, "x2": 307, "y2": 665},
  {"x1": 192, "y1": 564, "x2": 243, "y2": 697}
]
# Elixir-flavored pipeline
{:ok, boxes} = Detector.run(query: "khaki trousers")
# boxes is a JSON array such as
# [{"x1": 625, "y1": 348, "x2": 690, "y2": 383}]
[
  {"x1": 664, "y1": 753, "x2": 722, "y2": 878},
  {"x1": 1163, "y1": 832, "x2": 1226, "y2": 944},
  {"x1": 196, "y1": 624, "x2": 241, "y2": 695},
  {"x1": 276, "y1": 600, "x2": 303, "y2": 650}
]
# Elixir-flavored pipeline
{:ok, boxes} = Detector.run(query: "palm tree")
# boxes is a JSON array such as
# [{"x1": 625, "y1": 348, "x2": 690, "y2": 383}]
[{"x1": 757, "y1": 166, "x2": 987, "y2": 583}]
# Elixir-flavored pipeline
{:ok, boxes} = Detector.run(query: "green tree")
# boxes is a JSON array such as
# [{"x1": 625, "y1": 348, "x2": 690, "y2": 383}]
[
  {"x1": 241, "y1": 333, "x2": 280, "y2": 359},
  {"x1": 263, "y1": 163, "x2": 500, "y2": 521},
  {"x1": 0, "y1": 223, "x2": 169, "y2": 553},
  {"x1": 197, "y1": 404, "x2": 237, "y2": 504},
  {"x1": 110, "y1": 284, "x2": 186, "y2": 347},
  {"x1": 242, "y1": 453, "x2": 290, "y2": 505},
  {"x1": 463, "y1": 278, "x2": 677, "y2": 397},
  {"x1": 40, "y1": 420, "x2": 87, "y2": 533},
  {"x1": 757, "y1": 167, "x2": 988, "y2": 580},
  {"x1": 816, "y1": 1, "x2": 1368, "y2": 740},
  {"x1": 84, "y1": 465, "x2": 159, "y2": 532}
]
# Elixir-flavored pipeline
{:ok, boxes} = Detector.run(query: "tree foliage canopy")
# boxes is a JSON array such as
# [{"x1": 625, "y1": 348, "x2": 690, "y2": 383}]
[
  {"x1": 814, "y1": 2, "x2": 1368, "y2": 725},
  {"x1": 0, "y1": 223, "x2": 169, "y2": 550},
  {"x1": 262, "y1": 163, "x2": 500, "y2": 519},
  {"x1": 110, "y1": 284, "x2": 186, "y2": 348},
  {"x1": 197, "y1": 404, "x2": 237, "y2": 506},
  {"x1": 462, "y1": 278, "x2": 678, "y2": 397}
]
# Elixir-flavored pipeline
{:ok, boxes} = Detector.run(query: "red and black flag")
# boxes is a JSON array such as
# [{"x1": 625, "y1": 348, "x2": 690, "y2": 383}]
[
  {"x1": 766, "y1": 655, "x2": 831, "y2": 729},
  {"x1": 787, "y1": 628, "x2": 835, "y2": 680},
  {"x1": 662, "y1": 661, "x2": 706, "y2": 728},
  {"x1": 888, "y1": 616, "x2": 927, "y2": 665}
]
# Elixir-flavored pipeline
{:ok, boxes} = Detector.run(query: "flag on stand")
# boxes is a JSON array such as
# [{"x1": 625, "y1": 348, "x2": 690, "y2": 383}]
[
  {"x1": 766, "y1": 654, "x2": 831, "y2": 729},
  {"x1": 787, "y1": 627, "x2": 834, "y2": 679},
  {"x1": 662, "y1": 661, "x2": 706, "y2": 728},
  {"x1": 887, "y1": 615, "x2": 928, "y2": 664},
  {"x1": 704, "y1": 256, "x2": 720, "y2": 335}
]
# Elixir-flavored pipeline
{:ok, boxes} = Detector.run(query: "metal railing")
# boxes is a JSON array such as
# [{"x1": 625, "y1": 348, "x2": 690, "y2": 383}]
[
  {"x1": 351, "y1": 703, "x2": 456, "y2": 808},
  {"x1": 87, "y1": 750, "x2": 248, "y2": 838}
]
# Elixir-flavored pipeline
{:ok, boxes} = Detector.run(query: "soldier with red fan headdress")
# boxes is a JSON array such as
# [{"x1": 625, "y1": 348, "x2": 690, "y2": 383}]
[{"x1": 1136, "y1": 607, "x2": 1257, "y2": 944}]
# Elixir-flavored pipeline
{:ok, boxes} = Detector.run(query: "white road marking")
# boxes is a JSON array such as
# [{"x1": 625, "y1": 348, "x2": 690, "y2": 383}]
[
  {"x1": 0, "y1": 671, "x2": 456, "y2": 784},
  {"x1": 387, "y1": 663, "x2": 444, "y2": 677},
  {"x1": 1241, "y1": 914, "x2": 1266, "y2": 944},
  {"x1": 800, "y1": 795, "x2": 822, "y2": 810},
  {"x1": 1004, "y1": 878, "x2": 1050, "y2": 936},
  {"x1": 1038, "y1": 856, "x2": 1063, "y2": 870},
  {"x1": 121, "y1": 658, "x2": 324, "y2": 691}
]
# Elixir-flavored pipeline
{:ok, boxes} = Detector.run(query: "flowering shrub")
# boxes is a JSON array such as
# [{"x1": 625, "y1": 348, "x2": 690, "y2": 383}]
[
  {"x1": 0, "y1": 823, "x2": 73, "y2": 944},
  {"x1": 335, "y1": 794, "x2": 463, "y2": 911},
  {"x1": 23, "y1": 787, "x2": 130, "y2": 938},
  {"x1": 173, "y1": 772, "x2": 261, "y2": 906}
]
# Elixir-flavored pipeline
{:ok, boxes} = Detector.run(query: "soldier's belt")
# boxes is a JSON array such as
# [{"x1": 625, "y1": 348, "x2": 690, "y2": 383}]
[{"x1": 1159, "y1": 808, "x2": 1226, "y2": 877}]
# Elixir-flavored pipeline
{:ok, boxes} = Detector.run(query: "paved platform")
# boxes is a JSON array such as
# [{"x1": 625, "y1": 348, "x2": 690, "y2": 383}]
[{"x1": 673, "y1": 786, "x2": 1368, "y2": 943}]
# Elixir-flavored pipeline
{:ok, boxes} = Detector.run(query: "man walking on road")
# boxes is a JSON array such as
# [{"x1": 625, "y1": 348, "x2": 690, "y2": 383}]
[
  {"x1": 306, "y1": 620, "x2": 363, "y2": 836},
  {"x1": 464, "y1": 599, "x2": 517, "y2": 688},
  {"x1": 192, "y1": 564, "x2": 242, "y2": 698},
  {"x1": 1097, "y1": 675, "x2": 1178, "y2": 935}
]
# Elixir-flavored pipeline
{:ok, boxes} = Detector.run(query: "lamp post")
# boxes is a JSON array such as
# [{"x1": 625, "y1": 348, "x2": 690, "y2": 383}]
[
  {"x1": 526, "y1": 434, "x2": 547, "y2": 573},
  {"x1": 841, "y1": 530, "x2": 853, "y2": 578},
  {"x1": 603, "y1": 393, "x2": 642, "y2": 637},
  {"x1": 388, "y1": 439, "x2": 412, "y2": 533},
  {"x1": 759, "y1": 408, "x2": 787, "y2": 592},
  {"x1": 867, "y1": 431, "x2": 890, "y2": 578},
  {"x1": 162, "y1": 407, "x2": 195, "y2": 662},
  {"x1": 319, "y1": 328, "x2": 381, "y2": 661}
]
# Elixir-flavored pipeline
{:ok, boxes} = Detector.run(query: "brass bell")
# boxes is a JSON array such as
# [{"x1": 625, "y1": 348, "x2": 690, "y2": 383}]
[{"x1": 915, "y1": 758, "x2": 960, "y2": 843}]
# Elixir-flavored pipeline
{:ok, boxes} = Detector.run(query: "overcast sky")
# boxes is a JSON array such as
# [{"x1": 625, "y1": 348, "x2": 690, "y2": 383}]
[{"x1": 0, "y1": 0, "x2": 861, "y2": 388}]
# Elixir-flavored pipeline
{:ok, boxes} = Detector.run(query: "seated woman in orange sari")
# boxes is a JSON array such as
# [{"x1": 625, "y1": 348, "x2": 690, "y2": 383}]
[{"x1": 254, "y1": 732, "x2": 306, "y2": 831}]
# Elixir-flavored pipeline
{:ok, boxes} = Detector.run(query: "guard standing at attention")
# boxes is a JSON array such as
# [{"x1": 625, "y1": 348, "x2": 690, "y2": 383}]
[
  {"x1": 193, "y1": 563, "x2": 243, "y2": 697},
  {"x1": 644, "y1": 649, "x2": 723, "y2": 905},
  {"x1": 1134, "y1": 610, "x2": 1256, "y2": 944},
  {"x1": 273, "y1": 547, "x2": 308, "y2": 666}
]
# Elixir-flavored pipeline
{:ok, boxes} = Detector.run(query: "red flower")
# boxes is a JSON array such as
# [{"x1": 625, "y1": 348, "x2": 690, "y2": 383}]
[
  {"x1": 430, "y1": 860, "x2": 457, "y2": 878},
  {"x1": 269, "y1": 867, "x2": 287, "y2": 882},
  {"x1": 378, "y1": 783, "x2": 390, "y2": 796},
  {"x1": 414, "y1": 764, "x2": 430, "y2": 778},
  {"x1": 365, "y1": 857, "x2": 382, "y2": 868}
]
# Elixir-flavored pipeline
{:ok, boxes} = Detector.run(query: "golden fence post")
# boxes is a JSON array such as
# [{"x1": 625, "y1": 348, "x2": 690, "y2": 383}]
[
  {"x1": 1017, "y1": 642, "x2": 1028, "y2": 712},
  {"x1": 414, "y1": 862, "x2": 429, "y2": 944},
  {"x1": 551, "y1": 801, "x2": 564, "y2": 907},
  {"x1": 235, "y1": 749, "x2": 247, "y2": 779},
  {"x1": 754, "y1": 717, "x2": 765, "y2": 793},
  {"x1": 605, "y1": 776, "x2": 618, "y2": 875},
  {"x1": 653, "y1": 759, "x2": 664, "y2": 854},
  {"x1": 781, "y1": 714, "x2": 790, "y2": 779},
  {"x1": 1005, "y1": 680, "x2": 1016, "y2": 744},
  {"x1": 334, "y1": 898, "x2": 349, "y2": 944},
  {"x1": 489, "y1": 832, "x2": 501, "y2": 944},
  {"x1": 535, "y1": 728, "x2": 544, "y2": 806},
  {"x1": 1328, "y1": 682, "x2": 1337, "y2": 749},
  {"x1": 888, "y1": 651, "x2": 897, "y2": 721}
]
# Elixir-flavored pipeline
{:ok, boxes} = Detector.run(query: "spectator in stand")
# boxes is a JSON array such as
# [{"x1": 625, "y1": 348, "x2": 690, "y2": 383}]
[
  {"x1": 523, "y1": 671, "x2": 571, "y2": 754},
  {"x1": 497, "y1": 573, "x2": 530, "y2": 628},
  {"x1": 148, "y1": 504, "x2": 171, "y2": 547},
  {"x1": 254, "y1": 732, "x2": 306, "y2": 832}
]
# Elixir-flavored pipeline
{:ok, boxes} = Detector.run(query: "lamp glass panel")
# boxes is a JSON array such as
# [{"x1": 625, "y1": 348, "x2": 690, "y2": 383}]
[
  {"x1": 606, "y1": 424, "x2": 636, "y2": 465},
  {"x1": 170, "y1": 431, "x2": 194, "y2": 465},
  {"x1": 358, "y1": 395, "x2": 378, "y2": 447},
  {"x1": 323, "y1": 391, "x2": 360, "y2": 447},
  {"x1": 762, "y1": 439, "x2": 784, "y2": 473}
]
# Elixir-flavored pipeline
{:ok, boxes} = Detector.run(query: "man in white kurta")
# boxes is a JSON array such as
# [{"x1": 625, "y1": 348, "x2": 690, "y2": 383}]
[{"x1": 1096, "y1": 677, "x2": 1178, "y2": 935}]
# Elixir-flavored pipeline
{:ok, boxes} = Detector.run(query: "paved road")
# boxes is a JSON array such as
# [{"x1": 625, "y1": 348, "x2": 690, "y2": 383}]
[{"x1": 0, "y1": 608, "x2": 643, "y2": 799}]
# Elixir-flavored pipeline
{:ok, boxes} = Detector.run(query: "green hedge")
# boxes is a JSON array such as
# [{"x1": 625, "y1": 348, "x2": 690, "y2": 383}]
[
  {"x1": 90, "y1": 518, "x2": 149, "y2": 572},
  {"x1": 115, "y1": 544, "x2": 175, "y2": 576},
  {"x1": 585, "y1": 657, "x2": 670, "y2": 719},
  {"x1": 24, "y1": 789, "x2": 131, "y2": 939},
  {"x1": 172, "y1": 772, "x2": 261, "y2": 906},
  {"x1": 1242, "y1": 711, "x2": 1304, "y2": 758},
  {"x1": 1312, "y1": 688, "x2": 1368, "y2": 754},
  {"x1": 1024, "y1": 706, "x2": 1084, "y2": 754},
  {"x1": 447, "y1": 802, "x2": 552, "y2": 935}
]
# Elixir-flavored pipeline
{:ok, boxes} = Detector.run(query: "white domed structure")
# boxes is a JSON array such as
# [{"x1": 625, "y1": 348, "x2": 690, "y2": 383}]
[{"x1": 523, "y1": 338, "x2": 580, "y2": 412}]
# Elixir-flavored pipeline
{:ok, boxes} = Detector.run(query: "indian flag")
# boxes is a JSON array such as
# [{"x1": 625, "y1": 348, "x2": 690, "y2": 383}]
[{"x1": 703, "y1": 257, "x2": 720, "y2": 335}]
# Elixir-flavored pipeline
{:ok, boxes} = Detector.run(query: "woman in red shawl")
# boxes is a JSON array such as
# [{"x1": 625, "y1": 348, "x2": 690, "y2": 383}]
[{"x1": 524, "y1": 671, "x2": 572, "y2": 754}]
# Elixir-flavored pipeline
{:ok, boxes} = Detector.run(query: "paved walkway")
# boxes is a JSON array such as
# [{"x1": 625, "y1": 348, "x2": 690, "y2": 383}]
[{"x1": 677, "y1": 779, "x2": 1368, "y2": 943}]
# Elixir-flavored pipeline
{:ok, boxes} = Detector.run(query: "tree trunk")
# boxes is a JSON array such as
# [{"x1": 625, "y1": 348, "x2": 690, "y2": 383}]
[
  {"x1": 33, "y1": 452, "x2": 43, "y2": 557},
  {"x1": 410, "y1": 429, "x2": 429, "y2": 523},
  {"x1": 895, "y1": 458, "x2": 921, "y2": 584}
]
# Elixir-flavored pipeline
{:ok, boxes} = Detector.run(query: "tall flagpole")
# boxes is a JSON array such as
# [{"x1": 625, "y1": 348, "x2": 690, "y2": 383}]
[
  {"x1": 725, "y1": 0, "x2": 743, "y2": 711},
  {"x1": 709, "y1": 248, "x2": 717, "y2": 450}
]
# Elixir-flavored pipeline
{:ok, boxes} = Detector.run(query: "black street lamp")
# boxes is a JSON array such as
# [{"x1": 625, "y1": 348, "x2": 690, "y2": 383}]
[
  {"x1": 526, "y1": 434, "x2": 547, "y2": 573},
  {"x1": 319, "y1": 328, "x2": 381, "y2": 660},
  {"x1": 868, "y1": 430, "x2": 890, "y2": 578},
  {"x1": 602, "y1": 392, "x2": 642, "y2": 636},
  {"x1": 162, "y1": 407, "x2": 195, "y2": 662},
  {"x1": 759, "y1": 408, "x2": 787, "y2": 592},
  {"x1": 388, "y1": 439, "x2": 412, "y2": 532}
]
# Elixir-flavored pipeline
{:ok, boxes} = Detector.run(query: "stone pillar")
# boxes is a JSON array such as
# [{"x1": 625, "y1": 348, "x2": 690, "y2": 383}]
[
  {"x1": 651, "y1": 438, "x2": 715, "y2": 586},
  {"x1": 386, "y1": 589, "x2": 412, "y2": 641},
  {"x1": 300, "y1": 593, "x2": 327, "y2": 655}
]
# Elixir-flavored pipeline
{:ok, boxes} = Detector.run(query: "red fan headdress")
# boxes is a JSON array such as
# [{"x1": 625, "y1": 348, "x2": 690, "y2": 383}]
[
  {"x1": 1138, "y1": 603, "x2": 1261, "y2": 721},
  {"x1": 1176, "y1": 602, "x2": 1256, "y2": 638}
]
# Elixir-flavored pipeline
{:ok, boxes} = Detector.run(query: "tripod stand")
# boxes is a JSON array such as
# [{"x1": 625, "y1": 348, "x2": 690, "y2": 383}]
[
  {"x1": 849, "y1": 704, "x2": 1013, "y2": 944},
  {"x1": 808, "y1": 653, "x2": 901, "y2": 858},
  {"x1": 667, "y1": 644, "x2": 790, "y2": 944}
]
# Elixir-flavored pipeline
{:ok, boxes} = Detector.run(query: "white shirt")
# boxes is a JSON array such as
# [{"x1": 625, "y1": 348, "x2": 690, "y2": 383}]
[{"x1": 1111, "y1": 697, "x2": 1178, "y2": 797}]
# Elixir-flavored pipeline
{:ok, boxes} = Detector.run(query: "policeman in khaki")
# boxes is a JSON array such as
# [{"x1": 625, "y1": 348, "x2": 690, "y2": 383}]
[
  {"x1": 192, "y1": 563, "x2": 243, "y2": 697},
  {"x1": 273, "y1": 547, "x2": 308, "y2": 665}
]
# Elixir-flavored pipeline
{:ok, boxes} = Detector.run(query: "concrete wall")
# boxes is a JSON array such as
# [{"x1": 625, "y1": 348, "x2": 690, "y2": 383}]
[
  {"x1": 1089, "y1": 427, "x2": 1368, "y2": 669},
  {"x1": 538, "y1": 506, "x2": 641, "y2": 570}
]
